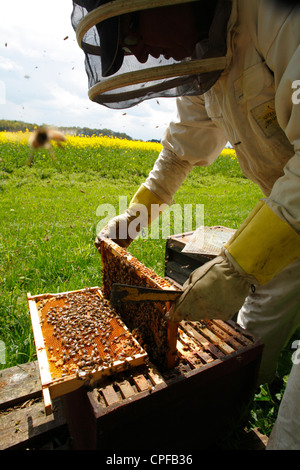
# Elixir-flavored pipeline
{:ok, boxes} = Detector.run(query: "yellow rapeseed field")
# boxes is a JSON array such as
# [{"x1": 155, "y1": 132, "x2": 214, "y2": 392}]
[
  {"x1": 0, "y1": 130, "x2": 237, "y2": 159},
  {"x1": 66, "y1": 134, "x2": 164, "y2": 153},
  {"x1": 0, "y1": 130, "x2": 30, "y2": 145}
]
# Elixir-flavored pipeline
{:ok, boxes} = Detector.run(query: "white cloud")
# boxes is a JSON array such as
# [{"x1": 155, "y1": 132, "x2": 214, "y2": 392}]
[{"x1": 0, "y1": 56, "x2": 23, "y2": 73}]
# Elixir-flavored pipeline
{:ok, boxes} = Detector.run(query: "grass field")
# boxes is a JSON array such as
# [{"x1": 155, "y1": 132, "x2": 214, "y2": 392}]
[{"x1": 0, "y1": 130, "x2": 297, "y2": 437}]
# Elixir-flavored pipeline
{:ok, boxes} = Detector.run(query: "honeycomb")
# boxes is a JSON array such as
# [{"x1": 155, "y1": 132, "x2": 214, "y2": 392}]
[
  {"x1": 36, "y1": 289, "x2": 147, "y2": 380},
  {"x1": 100, "y1": 239, "x2": 178, "y2": 370}
]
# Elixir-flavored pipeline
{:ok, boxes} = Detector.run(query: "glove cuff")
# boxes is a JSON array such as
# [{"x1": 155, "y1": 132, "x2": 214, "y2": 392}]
[
  {"x1": 222, "y1": 249, "x2": 258, "y2": 286},
  {"x1": 225, "y1": 200, "x2": 300, "y2": 285},
  {"x1": 128, "y1": 184, "x2": 167, "y2": 226},
  {"x1": 166, "y1": 256, "x2": 250, "y2": 322}
]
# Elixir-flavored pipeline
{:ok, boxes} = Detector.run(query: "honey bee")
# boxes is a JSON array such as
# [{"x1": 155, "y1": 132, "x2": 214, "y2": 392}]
[{"x1": 27, "y1": 126, "x2": 66, "y2": 166}]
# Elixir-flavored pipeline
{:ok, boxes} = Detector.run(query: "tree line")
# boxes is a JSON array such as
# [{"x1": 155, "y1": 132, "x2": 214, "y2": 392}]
[{"x1": 0, "y1": 119, "x2": 132, "y2": 141}]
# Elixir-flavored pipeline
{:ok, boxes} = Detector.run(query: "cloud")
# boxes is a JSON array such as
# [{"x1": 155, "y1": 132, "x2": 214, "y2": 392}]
[
  {"x1": 0, "y1": 1, "x2": 178, "y2": 141},
  {"x1": 0, "y1": 56, "x2": 23, "y2": 73}
]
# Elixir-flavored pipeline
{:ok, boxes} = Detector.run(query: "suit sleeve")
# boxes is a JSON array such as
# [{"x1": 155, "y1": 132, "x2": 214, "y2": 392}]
[
  {"x1": 144, "y1": 94, "x2": 227, "y2": 205},
  {"x1": 256, "y1": 1, "x2": 300, "y2": 233}
]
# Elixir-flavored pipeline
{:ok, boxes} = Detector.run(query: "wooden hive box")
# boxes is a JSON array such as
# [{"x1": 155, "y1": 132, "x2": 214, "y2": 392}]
[
  {"x1": 164, "y1": 226, "x2": 235, "y2": 285},
  {"x1": 64, "y1": 318, "x2": 263, "y2": 450}
]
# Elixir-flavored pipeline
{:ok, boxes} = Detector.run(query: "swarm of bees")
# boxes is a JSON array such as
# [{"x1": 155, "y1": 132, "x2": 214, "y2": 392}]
[{"x1": 27, "y1": 126, "x2": 66, "y2": 167}]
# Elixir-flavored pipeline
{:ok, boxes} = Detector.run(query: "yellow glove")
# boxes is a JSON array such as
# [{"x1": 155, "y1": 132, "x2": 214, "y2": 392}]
[
  {"x1": 96, "y1": 185, "x2": 165, "y2": 248},
  {"x1": 167, "y1": 201, "x2": 300, "y2": 322}
]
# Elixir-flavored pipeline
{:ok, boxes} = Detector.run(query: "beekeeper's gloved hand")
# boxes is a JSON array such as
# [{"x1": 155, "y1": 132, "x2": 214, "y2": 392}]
[
  {"x1": 166, "y1": 201, "x2": 300, "y2": 322},
  {"x1": 96, "y1": 185, "x2": 166, "y2": 249}
]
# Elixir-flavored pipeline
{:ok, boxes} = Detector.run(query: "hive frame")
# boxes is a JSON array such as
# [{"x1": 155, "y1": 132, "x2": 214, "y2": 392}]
[
  {"x1": 27, "y1": 287, "x2": 147, "y2": 415},
  {"x1": 99, "y1": 239, "x2": 179, "y2": 370}
]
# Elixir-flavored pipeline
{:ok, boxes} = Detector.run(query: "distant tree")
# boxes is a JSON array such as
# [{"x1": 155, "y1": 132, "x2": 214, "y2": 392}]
[{"x1": 0, "y1": 120, "x2": 133, "y2": 141}]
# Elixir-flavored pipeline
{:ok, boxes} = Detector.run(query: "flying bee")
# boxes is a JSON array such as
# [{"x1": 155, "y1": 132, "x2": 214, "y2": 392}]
[{"x1": 27, "y1": 126, "x2": 66, "y2": 166}]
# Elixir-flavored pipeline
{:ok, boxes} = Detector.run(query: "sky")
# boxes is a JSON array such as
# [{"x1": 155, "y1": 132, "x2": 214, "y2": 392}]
[{"x1": 0, "y1": 1, "x2": 178, "y2": 141}]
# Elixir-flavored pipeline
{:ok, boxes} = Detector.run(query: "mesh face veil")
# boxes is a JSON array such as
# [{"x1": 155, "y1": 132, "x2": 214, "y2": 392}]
[{"x1": 71, "y1": 0, "x2": 232, "y2": 109}]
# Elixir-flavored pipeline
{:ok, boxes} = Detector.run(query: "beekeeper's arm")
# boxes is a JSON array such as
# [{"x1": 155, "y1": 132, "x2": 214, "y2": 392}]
[
  {"x1": 168, "y1": 3, "x2": 300, "y2": 322},
  {"x1": 97, "y1": 94, "x2": 227, "y2": 247}
]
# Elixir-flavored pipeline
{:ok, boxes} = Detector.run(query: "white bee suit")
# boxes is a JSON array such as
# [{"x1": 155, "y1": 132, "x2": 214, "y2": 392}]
[
  {"x1": 139, "y1": 0, "x2": 300, "y2": 449},
  {"x1": 266, "y1": 360, "x2": 300, "y2": 450}
]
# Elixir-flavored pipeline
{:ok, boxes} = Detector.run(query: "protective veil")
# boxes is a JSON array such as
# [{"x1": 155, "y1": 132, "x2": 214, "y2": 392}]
[{"x1": 71, "y1": 0, "x2": 232, "y2": 108}]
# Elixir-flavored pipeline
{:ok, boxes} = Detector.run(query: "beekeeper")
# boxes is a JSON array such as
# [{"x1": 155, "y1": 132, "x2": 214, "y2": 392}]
[{"x1": 72, "y1": 0, "x2": 300, "y2": 449}]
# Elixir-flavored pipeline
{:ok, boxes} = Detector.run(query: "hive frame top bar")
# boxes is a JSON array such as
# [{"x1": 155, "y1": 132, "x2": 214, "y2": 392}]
[{"x1": 27, "y1": 286, "x2": 101, "y2": 302}]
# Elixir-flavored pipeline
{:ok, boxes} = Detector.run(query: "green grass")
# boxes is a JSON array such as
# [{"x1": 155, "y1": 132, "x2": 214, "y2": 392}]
[{"x1": 0, "y1": 137, "x2": 297, "y2": 438}]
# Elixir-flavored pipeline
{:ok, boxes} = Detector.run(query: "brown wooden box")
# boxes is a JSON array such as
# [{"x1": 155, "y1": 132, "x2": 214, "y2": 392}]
[
  {"x1": 164, "y1": 227, "x2": 235, "y2": 285},
  {"x1": 64, "y1": 319, "x2": 263, "y2": 450}
]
